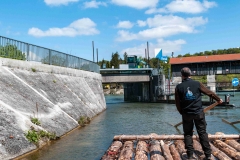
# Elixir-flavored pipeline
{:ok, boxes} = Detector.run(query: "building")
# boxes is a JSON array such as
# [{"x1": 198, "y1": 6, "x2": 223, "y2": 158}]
[{"x1": 170, "y1": 53, "x2": 240, "y2": 77}]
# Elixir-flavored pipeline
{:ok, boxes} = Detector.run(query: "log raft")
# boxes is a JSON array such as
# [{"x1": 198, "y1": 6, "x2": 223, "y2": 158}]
[{"x1": 101, "y1": 133, "x2": 240, "y2": 160}]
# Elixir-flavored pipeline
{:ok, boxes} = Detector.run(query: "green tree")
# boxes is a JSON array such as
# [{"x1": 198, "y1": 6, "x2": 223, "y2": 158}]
[
  {"x1": 0, "y1": 44, "x2": 26, "y2": 60},
  {"x1": 42, "y1": 54, "x2": 66, "y2": 66},
  {"x1": 123, "y1": 52, "x2": 128, "y2": 64},
  {"x1": 110, "y1": 52, "x2": 120, "y2": 68}
]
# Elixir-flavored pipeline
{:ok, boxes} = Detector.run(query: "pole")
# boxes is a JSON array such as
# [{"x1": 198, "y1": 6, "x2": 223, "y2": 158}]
[
  {"x1": 96, "y1": 48, "x2": 98, "y2": 64},
  {"x1": 147, "y1": 42, "x2": 149, "y2": 66},
  {"x1": 92, "y1": 41, "x2": 94, "y2": 62}
]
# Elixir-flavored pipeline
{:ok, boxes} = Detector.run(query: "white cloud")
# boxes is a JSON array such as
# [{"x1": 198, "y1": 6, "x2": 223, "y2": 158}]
[
  {"x1": 116, "y1": 15, "x2": 208, "y2": 41},
  {"x1": 111, "y1": 0, "x2": 158, "y2": 9},
  {"x1": 121, "y1": 39, "x2": 186, "y2": 58},
  {"x1": 116, "y1": 21, "x2": 134, "y2": 29},
  {"x1": 28, "y1": 18, "x2": 99, "y2": 37},
  {"x1": 44, "y1": 0, "x2": 79, "y2": 6},
  {"x1": 137, "y1": 20, "x2": 147, "y2": 27},
  {"x1": 145, "y1": 0, "x2": 217, "y2": 14},
  {"x1": 83, "y1": 1, "x2": 107, "y2": 8}
]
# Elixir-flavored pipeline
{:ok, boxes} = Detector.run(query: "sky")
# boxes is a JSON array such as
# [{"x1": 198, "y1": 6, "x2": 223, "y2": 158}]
[{"x1": 0, "y1": 0, "x2": 240, "y2": 62}]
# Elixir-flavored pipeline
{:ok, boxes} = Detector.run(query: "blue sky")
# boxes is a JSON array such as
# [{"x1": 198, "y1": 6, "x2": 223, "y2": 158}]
[{"x1": 1, "y1": 0, "x2": 240, "y2": 61}]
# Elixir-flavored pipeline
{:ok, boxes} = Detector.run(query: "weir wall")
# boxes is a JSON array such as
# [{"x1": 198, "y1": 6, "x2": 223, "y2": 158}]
[{"x1": 0, "y1": 58, "x2": 106, "y2": 160}]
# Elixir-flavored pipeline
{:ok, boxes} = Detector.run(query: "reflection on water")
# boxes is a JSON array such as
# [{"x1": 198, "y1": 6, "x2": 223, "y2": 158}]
[{"x1": 21, "y1": 93, "x2": 240, "y2": 160}]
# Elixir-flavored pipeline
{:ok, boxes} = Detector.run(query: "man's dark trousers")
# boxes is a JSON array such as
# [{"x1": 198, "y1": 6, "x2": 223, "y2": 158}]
[{"x1": 182, "y1": 111, "x2": 212, "y2": 157}]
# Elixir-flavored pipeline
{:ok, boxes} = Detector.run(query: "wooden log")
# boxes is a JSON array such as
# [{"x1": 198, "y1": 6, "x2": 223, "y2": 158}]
[
  {"x1": 169, "y1": 144, "x2": 181, "y2": 160},
  {"x1": 160, "y1": 140, "x2": 173, "y2": 160},
  {"x1": 213, "y1": 140, "x2": 240, "y2": 160},
  {"x1": 101, "y1": 140, "x2": 122, "y2": 160},
  {"x1": 210, "y1": 143, "x2": 231, "y2": 160},
  {"x1": 193, "y1": 140, "x2": 205, "y2": 160},
  {"x1": 174, "y1": 140, "x2": 186, "y2": 154},
  {"x1": 135, "y1": 141, "x2": 148, "y2": 160},
  {"x1": 174, "y1": 140, "x2": 187, "y2": 160},
  {"x1": 225, "y1": 139, "x2": 240, "y2": 152},
  {"x1": 118, "y1": 141, "x2": 134, "y2": 160},
  {"x1": 113, "y1": 134, "x2": 240, "y2": 141},
  {"x1": 149, "y1": 140, "x2": 165, "y2": 160}
]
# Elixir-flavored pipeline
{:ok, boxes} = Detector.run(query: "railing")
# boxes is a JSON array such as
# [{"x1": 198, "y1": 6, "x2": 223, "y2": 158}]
[{"x1": 0, "y1": 36, "x2": 99, "y2": 73}]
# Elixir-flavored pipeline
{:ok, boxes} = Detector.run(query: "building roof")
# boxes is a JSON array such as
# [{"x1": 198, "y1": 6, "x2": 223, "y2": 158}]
[{"x1": 169, "y1": 53, "x2": 240, "y2": 64}]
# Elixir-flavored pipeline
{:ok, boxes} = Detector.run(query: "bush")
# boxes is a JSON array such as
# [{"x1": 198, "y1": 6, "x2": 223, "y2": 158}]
[
  {"x1": 31, "y1": 117, "x2": 41, "y2": 126},
  {"x1": 78, "y1": 116, "x2": 91, "y2": 127},
  {"x1": 25, "y1": 129, "x2": 57, "y2": 143}
]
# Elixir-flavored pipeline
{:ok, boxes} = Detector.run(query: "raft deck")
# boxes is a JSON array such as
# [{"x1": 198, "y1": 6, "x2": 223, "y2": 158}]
[{"x1": 101, "y1": 133, "x2": 240, "y2": 160}]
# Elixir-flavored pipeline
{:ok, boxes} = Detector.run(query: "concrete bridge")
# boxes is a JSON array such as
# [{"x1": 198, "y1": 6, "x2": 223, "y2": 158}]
[{"x1": 100, "y1": 68, "x2": 153, "y2": 83}]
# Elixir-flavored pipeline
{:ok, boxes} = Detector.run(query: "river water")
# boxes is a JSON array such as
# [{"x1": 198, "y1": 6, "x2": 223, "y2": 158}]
[{"x1": 20, "y1": 93, "x2": 240, "y2": 160}]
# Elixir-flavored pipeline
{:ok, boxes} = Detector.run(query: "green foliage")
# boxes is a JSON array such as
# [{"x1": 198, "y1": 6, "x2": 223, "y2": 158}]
[
  {"x1": 25, "y1": 129, "x2": 57, "y2": 143},
  {"x1": 216, "y1": 74, "x2": 240, "y2": 83},
  {"x1": 191, "y1": 76, "x2": 207, "y2": 84},
  {"x1": 0, "y1": 44, "x2": 26, "y2": 60},
  {"x1": 110, "y1": 52, "x2": 120, "y2": 68},
  {"x1": 31, "y1": 68, "x2": 36, "y2": 72},
  {"x1": 53, "y1": 80, "x2": 56, "y2": 83},
  {"x1": 78, "y1": 116, "x2": 91, "y2": 127},
  {"x1": 25, "y1": 130, "x2": 40, "y2": 143},
  {"x1": 42, "y1": 54, "x2": 66, "y2": 66},
  {"x1": 31, "y1": 117, "x2": 41, "y2": 126},
  {"x1": 183, "y1": 47, "x2": 240, "y2": 57}
]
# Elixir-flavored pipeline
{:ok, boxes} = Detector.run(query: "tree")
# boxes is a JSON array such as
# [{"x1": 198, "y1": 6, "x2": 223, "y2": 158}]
[
  {"x1": 123, "y1": 52, "x2": 128, "y2": 64},
  {"x1": 110, "y1": 52, "x2": 120, "y2": 68},
  {"x1": 0, "y1": 44, "x2": 26, "y2": 60}
]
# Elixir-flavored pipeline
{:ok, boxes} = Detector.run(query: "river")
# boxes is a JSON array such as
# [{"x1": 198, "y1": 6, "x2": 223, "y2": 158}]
[{"x1": 20, "y1": 93, "x2": 240, "y2": 160}]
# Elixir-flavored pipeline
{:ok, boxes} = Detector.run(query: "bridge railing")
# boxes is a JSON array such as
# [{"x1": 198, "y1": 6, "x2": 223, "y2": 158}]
[{"x1": 0, "y1": 36, "x2": 99, "y2": 73}]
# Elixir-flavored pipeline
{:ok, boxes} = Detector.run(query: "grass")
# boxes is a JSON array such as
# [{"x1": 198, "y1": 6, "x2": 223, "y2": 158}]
[
  {"x1": 31, "y1": 117, "x2": 41, "y2": 126},
  {"x1": 25, "y1": 129, "x2": 57, "y2": 143},
  {"x1": 78, "y1": 116, "x2": 91, "y2": 127},
  {"x1": 31, "y1": 68, "x2": 36, "y2": 72}
]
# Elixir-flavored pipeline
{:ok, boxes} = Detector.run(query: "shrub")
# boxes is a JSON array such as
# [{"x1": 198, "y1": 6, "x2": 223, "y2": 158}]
[
  {"x1": 31, "y1": 117, "x2": 41, "y2": 126},
  {"x1": 78, "y1": 116, "x2": 91, "y2": 127}
]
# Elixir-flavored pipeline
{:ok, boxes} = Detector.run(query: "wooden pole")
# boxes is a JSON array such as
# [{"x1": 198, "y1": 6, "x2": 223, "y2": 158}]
[
  {"x1": 222, "y1": 119, "x2": 240, "y2": 125},
  {"x1": 174, "y1": 102, "x2": 219, "y2": 127},
  {"x1": 113, "y1": 134, "x2": 240, "y2": 141}
]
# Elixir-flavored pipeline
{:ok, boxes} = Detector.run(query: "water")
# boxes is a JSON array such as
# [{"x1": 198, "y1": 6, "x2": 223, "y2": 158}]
[{"x1": 21, "y1": 93, "x2": 240, "y2": 160}]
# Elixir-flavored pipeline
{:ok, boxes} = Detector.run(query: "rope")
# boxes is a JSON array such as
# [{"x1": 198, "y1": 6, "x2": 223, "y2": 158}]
[{"x1": 108, "y1": 150, "x2": 118, "y2": 156}]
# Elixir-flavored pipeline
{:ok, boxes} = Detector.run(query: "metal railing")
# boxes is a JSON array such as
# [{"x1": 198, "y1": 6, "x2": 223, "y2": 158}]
[{"x1": 0, "y1": 36, "x2": 99, "y2": 73}]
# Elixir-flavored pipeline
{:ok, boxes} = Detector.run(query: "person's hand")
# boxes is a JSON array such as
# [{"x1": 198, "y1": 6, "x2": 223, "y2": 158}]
[{"x1": 218, "y1": 99, "x2": 223, "y2": 104}]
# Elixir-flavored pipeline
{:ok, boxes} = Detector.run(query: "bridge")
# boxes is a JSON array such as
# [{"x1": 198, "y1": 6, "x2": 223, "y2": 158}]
[
  {"x1": 100, "y1": 67, "x2": 174, "y2": 102},
  {"x1": 101, "y1": 68, "x2": 153, "y2": 83}
]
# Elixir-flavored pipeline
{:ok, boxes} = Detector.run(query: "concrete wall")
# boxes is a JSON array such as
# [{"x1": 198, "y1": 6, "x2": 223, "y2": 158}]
[{"x1": 0, "y1": 58, "x2": 106, "y2": 160}]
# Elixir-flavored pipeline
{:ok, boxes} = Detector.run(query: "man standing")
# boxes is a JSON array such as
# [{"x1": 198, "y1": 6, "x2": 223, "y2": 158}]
[{"x1": 175, "y1": 67, "x2": 223, "y2": 160}]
